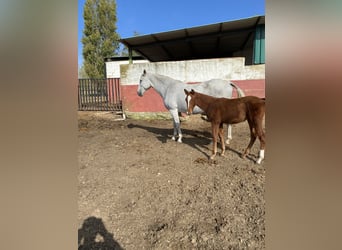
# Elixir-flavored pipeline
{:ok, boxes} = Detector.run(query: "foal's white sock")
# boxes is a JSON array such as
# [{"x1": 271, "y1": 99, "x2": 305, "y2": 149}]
[{"x1": 256, "y1": 149, "x2": 265, "y2": 164}]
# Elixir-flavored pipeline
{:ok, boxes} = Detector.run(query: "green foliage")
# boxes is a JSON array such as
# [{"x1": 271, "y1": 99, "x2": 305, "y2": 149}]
[
  {"x1": 78, "y1": 64, "x2": 88, "y2": 79},
  {"x1": 82, "y1": 0, "x2": 120, "y2": 78}
]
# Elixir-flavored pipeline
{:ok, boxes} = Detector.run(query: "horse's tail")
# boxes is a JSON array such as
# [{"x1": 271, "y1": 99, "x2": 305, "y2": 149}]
[{"x1": 230, "y1": 82, "x2": 245, "y2": 97}]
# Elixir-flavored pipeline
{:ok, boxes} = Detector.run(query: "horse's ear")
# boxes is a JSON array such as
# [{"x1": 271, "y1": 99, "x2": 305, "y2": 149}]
[
  {"x1": 184, "y1": 89, "x2": 189, "y2": 95},
  {"x1": 143, "y1": 69, "x2": 146, "y2": 75},
  {"x1": 190, "y1": 89, "x2": 195, "y2": 94}
]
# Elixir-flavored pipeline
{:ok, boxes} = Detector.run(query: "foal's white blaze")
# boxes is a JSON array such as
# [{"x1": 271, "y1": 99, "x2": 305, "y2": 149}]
[
  {"x1": 186, "y1": 95, "x2": 192, "y2": 114},
  {"x1": 256, "y1": 149, "x2": 265, "y2": 164}
]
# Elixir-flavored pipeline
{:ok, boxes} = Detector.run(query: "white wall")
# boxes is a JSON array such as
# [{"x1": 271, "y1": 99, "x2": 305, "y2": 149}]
[
  {"x1": 106, "y1": 59, "x2": 148, "y2": 78},
  {"x1": 120, "y1": 57, "x2": 265, "y2": 85}
]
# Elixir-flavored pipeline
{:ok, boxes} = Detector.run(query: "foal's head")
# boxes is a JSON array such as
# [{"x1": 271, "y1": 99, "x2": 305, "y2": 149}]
[{"x1": 184, "y1": 89, "x2": 196, "y2": 115}]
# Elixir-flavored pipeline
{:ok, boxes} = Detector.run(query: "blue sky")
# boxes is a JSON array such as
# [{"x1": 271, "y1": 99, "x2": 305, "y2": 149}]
[{"x1": 78, "y1": 0, "x2": 265, "y2": 67}]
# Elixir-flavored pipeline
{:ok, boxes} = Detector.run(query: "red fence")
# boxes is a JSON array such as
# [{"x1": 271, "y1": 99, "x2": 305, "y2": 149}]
[{"x1": 78, "y1": 78, "x2": 122, "y2": 111}]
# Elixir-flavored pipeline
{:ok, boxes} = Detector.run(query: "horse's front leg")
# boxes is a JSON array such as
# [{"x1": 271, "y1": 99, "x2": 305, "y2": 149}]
[
  {"x1": 226, "y1": 124, "x2": 232, "y2": 144},
  {"x1": 169, "y1": 109, "x2": 182, "y2": 143}
]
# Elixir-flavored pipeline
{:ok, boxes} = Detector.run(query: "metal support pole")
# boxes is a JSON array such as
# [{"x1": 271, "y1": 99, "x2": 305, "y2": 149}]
[{"x1": 129, "y1": 48, "x2": 133, "y2": 64}]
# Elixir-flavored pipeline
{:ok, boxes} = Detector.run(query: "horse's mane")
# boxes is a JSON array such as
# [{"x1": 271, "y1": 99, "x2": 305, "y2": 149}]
[{"x1": 149, "y1": 73, "x2": 184, "y2": 84}]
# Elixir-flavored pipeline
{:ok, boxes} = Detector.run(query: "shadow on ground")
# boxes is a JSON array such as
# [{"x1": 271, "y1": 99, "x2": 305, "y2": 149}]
[
  {"x1": 127, "y1": 122, "x2": 258, "y2": 162},
  {"x1": 128, "y1": 123, "x2": 215, "y2": 158},
  {"x1": 78, "y1": 217, "x2": 123, "y2": 250}
]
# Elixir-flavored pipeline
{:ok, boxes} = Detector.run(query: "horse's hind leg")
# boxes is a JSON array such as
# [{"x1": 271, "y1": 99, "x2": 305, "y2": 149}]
[
  {"x1": 255, "y1": 123, "x2": 265, "y2": 164},
  {"x1": 210, "y1": 123, "x2": 219, "y2": 159},
  {"x1": 169, "y1": 109, "x2": 182, "y2": 143},
  {"x1": 226, "y1": 124, "x2": 232, "y2": 144},
  {"x1": 241, "y1": 122, "x2": 257, "y2": 159}
]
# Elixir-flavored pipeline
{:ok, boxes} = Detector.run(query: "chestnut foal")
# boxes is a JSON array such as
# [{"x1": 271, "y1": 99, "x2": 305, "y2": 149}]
[{"x1": 184, "y1": 89, "x2": 265, "y2": 164}]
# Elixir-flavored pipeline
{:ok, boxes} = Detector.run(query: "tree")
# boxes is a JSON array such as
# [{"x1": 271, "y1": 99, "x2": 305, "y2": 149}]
[
  {"x1": 82, "y1": 0, "x2": 120, "y2": 78},
  {"x1": 78, "y1": 64, "x2": 88, "y2": 79}
]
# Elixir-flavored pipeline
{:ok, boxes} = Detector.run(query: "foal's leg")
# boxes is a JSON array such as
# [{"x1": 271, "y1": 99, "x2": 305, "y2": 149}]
[
  {"x1": 169, "y1": 109, "x2": 182, "y2": 143},
  {"x1": 219, "y1": 123, "x2": 226, "y2": 156},
  {"x1": 210, "y1": 123, "x2": 219, "y2": 159},
  {"x1": 255, "y1": 122, "x2": 266, "y2": 164},
  {"x1": 241, "y1": 122, "x2": 257, "y2": 159},
  {"x1": 226, "y1": 124, "x2": 232, "y2": 144}
]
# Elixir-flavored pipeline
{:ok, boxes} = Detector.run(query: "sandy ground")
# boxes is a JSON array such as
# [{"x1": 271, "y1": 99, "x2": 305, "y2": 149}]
[{"x1": 78, "y1": 111, "x2": 265, "y2": 249}]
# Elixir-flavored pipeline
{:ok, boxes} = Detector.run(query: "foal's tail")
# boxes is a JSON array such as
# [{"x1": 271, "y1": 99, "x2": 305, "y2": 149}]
[{"x1": 230, "y1": 82, "x2": 245, "y2": 97}]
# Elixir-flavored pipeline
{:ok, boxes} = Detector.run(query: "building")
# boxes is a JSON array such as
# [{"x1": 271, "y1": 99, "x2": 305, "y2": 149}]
[{"x1": 109, "y1": 16, "x2": 265, "y2": 118}]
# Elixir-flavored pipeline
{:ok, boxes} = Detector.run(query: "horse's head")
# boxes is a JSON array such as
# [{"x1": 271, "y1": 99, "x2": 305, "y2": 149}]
[
  {"x1": 137, "y1": 70, "x2": 152, "y2": 96},
  {"x1": 184, "y1": 89, "x2": 196, "y2": 115}
]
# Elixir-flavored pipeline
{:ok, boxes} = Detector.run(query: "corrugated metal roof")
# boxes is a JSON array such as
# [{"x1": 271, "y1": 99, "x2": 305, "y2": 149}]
[{"x1": 120, "y1": 15, "x2": 265, "y2": 62}]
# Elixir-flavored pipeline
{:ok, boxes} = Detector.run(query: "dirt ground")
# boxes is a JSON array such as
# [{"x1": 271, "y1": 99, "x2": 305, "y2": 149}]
[{"x1": 78, "y1": 111, "x2": 265, "y2": 250}]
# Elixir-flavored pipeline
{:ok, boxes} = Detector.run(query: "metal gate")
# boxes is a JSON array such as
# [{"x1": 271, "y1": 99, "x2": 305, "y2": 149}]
[{"x1": 78, "y1": 78, "x2": 122, "y2": 111}]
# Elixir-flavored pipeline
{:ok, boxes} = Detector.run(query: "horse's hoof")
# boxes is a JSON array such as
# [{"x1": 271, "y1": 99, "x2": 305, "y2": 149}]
[
  {"x1": 225, "y1": 139, "x2": 230, "y2": 145},
  {"x1": 201, "y1": 115, "x2": 208, "y2": 121},
  {"x1": 177, "y1": 139, "x2": 182, "y2": 143},
  {"x1": 171, "y1": 136, "x2": 176, "y2": 141},
  {"x1": 256, "y1": 158, "x2": 263, "y2": 164}
]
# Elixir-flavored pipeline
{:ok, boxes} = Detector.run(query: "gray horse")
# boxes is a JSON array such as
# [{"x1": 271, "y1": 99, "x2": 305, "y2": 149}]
[{"x1": 137, "y1": 70, "x2": 245, "y2": 143}]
